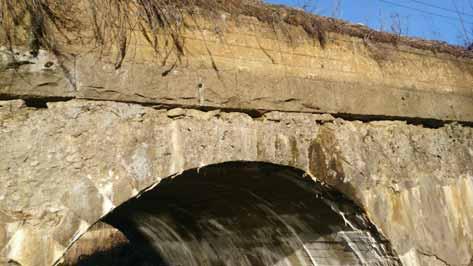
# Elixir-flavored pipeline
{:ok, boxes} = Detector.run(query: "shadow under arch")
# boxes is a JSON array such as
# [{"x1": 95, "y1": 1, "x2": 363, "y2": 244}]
[{"x1": 67, "y1": 162, "x2": 400, "y2": 266}]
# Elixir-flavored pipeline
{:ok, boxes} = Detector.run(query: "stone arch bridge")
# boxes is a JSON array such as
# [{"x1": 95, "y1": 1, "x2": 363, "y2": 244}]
[
  {"x1": 0, "y1": 100, "x2": 472, "y2": 266},
  {"x1": 0, "y1": 1, "x2": 472, "y2": 265}
]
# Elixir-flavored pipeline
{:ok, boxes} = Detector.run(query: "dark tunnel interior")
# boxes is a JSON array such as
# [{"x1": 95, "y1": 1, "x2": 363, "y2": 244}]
[{"x1": 67, "y1": 162, "x2": 400, "y2": 266}]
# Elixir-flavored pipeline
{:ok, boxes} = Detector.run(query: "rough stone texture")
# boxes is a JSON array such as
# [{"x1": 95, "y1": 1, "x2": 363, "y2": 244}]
[
  {"x1": 0, "y1": 99, "x2": 471, "y2": 265},
  {"x1": 1, "y1": 2, "x2": 472, "y2": 265},
  {"x1": 313, "y1": 121, "x2": 473, "y2": 266},
  {"x1": 1, "y1": 9, "x2": 472, "y2": 122}
]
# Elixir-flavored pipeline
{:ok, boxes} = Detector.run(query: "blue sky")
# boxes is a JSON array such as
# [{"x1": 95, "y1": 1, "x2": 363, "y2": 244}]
[{"x1": 265, "y1": 0, "x2": 473, "y2": 46}]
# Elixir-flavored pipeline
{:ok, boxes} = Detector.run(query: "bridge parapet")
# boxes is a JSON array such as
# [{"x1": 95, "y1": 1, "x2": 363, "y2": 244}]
[{"x1": 0, "y1": 0, "x2": 472, "y2": 123}]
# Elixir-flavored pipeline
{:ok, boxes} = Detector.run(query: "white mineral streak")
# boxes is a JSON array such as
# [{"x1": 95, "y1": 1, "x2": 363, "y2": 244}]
[
  {"x1": 399, "y1": 249, "x2": 420, "y2": 266},
  {"x1": 5, "y1": 228, "x2": 27, "y2": 264},
  {"x1": 170, "y1": 121, "x2": 185, "y2": 177}
]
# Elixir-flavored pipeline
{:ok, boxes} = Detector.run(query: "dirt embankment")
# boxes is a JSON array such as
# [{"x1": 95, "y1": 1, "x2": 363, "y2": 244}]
[{"x1": 1, "y1": 0, "x2": 472, "y2": 61}]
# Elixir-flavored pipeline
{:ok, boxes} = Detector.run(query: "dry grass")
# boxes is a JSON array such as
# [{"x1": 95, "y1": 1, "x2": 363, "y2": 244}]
[
  {"x1": 0, "y1": 0, "x2": 80, "y2": 55},
  {"x1": 1, "y1": 0, "x2": 472, "y2": 67}
]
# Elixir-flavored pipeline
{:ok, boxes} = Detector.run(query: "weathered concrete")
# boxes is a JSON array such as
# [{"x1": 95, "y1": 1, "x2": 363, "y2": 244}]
[
  {"x1": 314, "y1": 121, "x2": 473, "y2": 266},
  {"x1": 1, "y1": 2, "x2": 473, "y2": 265},
  {"x1": 0, "y1": 99, "x2": 471, "y2": 265},
  {"x1": 1, "y1": 8, "x2": 472, "y2": 122}
]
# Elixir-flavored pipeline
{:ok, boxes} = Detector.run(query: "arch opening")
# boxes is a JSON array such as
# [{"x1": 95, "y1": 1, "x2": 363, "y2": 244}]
[{"x1": 65, "y1": 162, "x2": 400, "y2": 265}]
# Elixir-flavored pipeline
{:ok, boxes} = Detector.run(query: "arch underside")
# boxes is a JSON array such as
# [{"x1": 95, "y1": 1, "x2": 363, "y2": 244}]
[{"x1": 70, "y1": 162, "x2": 400, "y2": 266}]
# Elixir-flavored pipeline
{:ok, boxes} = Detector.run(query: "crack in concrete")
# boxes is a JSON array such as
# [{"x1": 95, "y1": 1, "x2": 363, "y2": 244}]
[
  {"x1": 417, "y1": 249, "x2": 451, "y2": 266},
  {"x1": 2, "y1": 97, "x2": 472, "y2": 129}
]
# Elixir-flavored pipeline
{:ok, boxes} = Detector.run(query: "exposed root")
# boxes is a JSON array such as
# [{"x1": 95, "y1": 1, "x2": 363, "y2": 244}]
[{"x1": 1, "y1": 0, "x2": 472, "y2": 72}]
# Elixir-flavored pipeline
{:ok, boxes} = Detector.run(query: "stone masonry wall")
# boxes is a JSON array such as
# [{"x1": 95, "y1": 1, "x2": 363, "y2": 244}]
[{"x1": 0, "y1": 99, "x2": 471, "y2": 265}]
